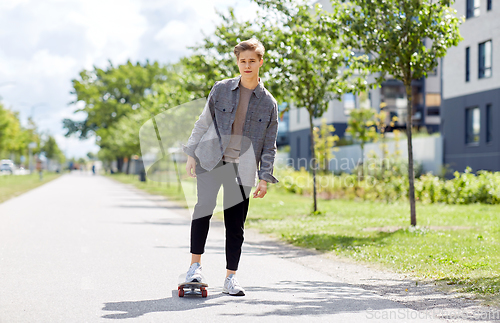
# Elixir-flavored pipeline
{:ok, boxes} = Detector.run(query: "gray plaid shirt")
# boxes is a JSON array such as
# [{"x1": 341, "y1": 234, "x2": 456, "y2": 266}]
[{"x1": 182, "y1": 75, "x2": 279, "y2": 187}]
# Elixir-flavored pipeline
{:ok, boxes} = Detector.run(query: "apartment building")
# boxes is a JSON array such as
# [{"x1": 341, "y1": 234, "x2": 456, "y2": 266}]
[
  {"x1": 286, "y1": 0, "x2": 442, "y2": 170},
  {"x1": 441, "y1": 0, "x2": 499, "y2": 172},
  {"x1": 276, "y1": 103, "x2": 289, "y2": 147}
]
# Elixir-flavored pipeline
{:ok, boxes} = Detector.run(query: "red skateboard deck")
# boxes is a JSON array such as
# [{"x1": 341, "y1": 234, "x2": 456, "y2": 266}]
[{"x1": 178, "y1": 274, "x2": 208, "y2": 297}]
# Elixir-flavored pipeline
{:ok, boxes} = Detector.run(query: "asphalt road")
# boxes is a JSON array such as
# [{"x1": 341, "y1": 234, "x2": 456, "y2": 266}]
[{"x1": 0, "y1": 173, "x2": 455, "y2": 322}]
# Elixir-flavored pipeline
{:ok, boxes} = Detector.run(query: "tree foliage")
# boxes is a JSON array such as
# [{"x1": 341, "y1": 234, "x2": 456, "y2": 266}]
[
  {"x1": 0, "y1": 102, "x2": 42, "y2": 161},
  {"x1": 64, "y1": 61, "x2": 191, "y2": 171},
  {"x1": 254, "y1": 0, "x2": 368, "y2": 213},
  {"x1": 339, "y1": 0, "x2": 463, "y2": 226},
  {"x1": 346, "y1": 108, "x2": 378, "y2": 173},
  {"x1": 42, "y1": 135, "x2": 64, "y2": 163},
  {"x1": 64, "y1": 60, "x2": 171, "y2": 140},
  {"x1": 339, "y1": 0, "x2": 463, "y2": 82},
  {"x1": 313, "y1": 118, "x2": 339, "y2": 174},
  {"x1": 0, "y1": 103, "x2": 22, "y2": 154},
  {"x1": 180, "y1": 7, "x2": 270, "y2": 98}
]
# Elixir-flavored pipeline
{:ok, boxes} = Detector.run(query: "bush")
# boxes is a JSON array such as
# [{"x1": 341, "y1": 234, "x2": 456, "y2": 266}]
[{"x1": 274, "y1": 165, "x2": 500, "y2": 205}]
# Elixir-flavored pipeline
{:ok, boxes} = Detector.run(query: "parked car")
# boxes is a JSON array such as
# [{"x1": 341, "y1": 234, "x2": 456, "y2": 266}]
[{"x1": 0, "y1": 159, "x2": 15, "y2": 174}]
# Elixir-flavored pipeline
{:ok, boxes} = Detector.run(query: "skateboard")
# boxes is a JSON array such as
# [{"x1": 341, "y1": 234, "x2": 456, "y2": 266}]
[{"x1": 178, "y1": 273, "x2": 208, "y2": 298}]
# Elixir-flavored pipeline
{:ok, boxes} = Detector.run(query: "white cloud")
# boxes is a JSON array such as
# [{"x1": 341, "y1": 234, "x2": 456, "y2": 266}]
[
  {"x1": 54, "y1": 134, "x2": 100, "y2": 159},
  {"x1": 0, "y1": 0, "x2": 29, "y2": 10},
  {"x1": 0, "y1": 0, "x2": 258, "y2": 159},
  {"x1": 154, "y1": 20, "x2": 192, "y2": 50}
]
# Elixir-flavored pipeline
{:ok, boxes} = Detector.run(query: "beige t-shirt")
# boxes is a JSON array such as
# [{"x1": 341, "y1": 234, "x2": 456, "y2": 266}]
[{"x1": 222, "y1": 82, "x2": 253, "y2": 163}]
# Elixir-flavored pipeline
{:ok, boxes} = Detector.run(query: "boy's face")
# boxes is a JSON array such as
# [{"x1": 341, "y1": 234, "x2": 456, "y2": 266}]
[{"x1": 237, "y1": 50, "x2": 263, "y2": 79}]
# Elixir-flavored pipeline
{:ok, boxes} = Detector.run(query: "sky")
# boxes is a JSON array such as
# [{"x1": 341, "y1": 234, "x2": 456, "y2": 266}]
[{"x1": 0, "y1": 0, "x2": 259, "y2": 159}]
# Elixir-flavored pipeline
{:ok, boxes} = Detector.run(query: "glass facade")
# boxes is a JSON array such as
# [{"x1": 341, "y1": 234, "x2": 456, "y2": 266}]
[
  {"x1": 478, "y1": 40, "x2": 492, "y2": 79},
  {"x1": 343, "y1": 93, "x2": 355, "y2": 115},
  {"x1": 466, "y1": 0, "x2": 481, "y2": 18},
  {"x1": 466, "y1": 107, "x2": 480, "y2": 144}
]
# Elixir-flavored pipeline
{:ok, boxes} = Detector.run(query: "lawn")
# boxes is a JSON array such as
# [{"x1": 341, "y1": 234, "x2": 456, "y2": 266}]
[
  {"x1": 247, "y1": 192, "x2": 500, "y2": 300},
  {"x1": 0, "y1": 172, "x2": 62, "y2": 204},
  {"x1": 109, "y1": 173, "x2": 500, "y2": 303}
]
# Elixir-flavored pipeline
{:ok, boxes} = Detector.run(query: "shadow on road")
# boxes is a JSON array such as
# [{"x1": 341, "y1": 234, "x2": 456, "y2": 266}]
[
  {"x1": 101, "y1": 280, "x2": 408, "y2": 320},
  {"x1": 101, "y1": 292, "x2": 225, "y2": 319},
  {"x1": 243, "y1": 239, "x2": 318, "y2": 259}
]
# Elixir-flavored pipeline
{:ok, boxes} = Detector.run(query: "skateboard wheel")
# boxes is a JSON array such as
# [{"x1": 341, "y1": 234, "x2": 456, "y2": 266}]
[
  {"x1": 201, "y1": 289, "x2": 207, "y2": 297},
  {"x1": 178, "y1": 288, "x2": 184, "y2": 297}
]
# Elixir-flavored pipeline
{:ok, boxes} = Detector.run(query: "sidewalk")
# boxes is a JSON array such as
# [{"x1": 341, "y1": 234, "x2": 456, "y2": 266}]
[{"x1": 0, "y1": 173, "x2": 495, "y2": 322}]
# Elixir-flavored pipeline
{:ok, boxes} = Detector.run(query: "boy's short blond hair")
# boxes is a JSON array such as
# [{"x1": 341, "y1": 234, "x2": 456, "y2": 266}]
[{"x1": 234, "y1": 38, "x2": 265, "y2": 61}]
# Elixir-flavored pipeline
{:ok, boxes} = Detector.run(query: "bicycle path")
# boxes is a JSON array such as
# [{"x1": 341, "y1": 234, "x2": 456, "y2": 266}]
[{"x1": 0, "y1": 173, "x2": 471, "y2": 322}]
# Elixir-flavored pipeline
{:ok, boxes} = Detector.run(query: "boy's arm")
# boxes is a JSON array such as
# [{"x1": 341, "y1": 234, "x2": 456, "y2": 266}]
[
  {"x1": 182, "y1": 82, "x2": 219, "y2": 158},
  {"x1": 258, "y1": 101, "x2": 279, "y2": 184}
]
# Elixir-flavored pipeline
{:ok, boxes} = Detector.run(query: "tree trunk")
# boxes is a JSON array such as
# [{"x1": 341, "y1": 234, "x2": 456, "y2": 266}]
[
  {"x1": 405, "y1": 81, "x2": 417, "y2": 226},
  {"x1": 360, "y1": 144, "x2": 365, "y2": 180},
  {"x1": 309, "y1": 113, "x2": 318, "y2": 213},
  {"x1": 166, "y1": 155, "x2": 170, "y2": 188},
  {"x1": 116, "y1": 157, "x2": 123, "y2": 173},
  {"x1": 125, "y1": 156, "x2": 132, "y2": 175}
]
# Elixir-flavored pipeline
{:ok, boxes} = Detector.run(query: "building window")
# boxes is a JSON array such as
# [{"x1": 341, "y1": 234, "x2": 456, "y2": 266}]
[
  {"x1": 343, "y1": 93, "x2": 355, "y2": 115},
  {"x1": 427, "y1": 107, "x2": 440, "y2": 116},
  {"x1": 486, "y1": 104, "x2": 493, "y2": 143},
  {"x1": 478, "y1": 40, "x2": 492, "y2": 79},
  {"x1": 466, "y1": 0, "x2": 480, "y2": 18},
  {"x1": 465, "y1": 47, "x2": 470, "y2": 82},
  {"x1": 296, "y1": 107, "x2": 300, "y2": 124},
  {"x1": 466, "y1": 106, "x2": 480, "y2": 144},
  {"x1": 487, "y1": 0, "x2": 492, "y2": 11},
  {"x1": 426, "y1": 93, "x2": 441, "y2": 107}
]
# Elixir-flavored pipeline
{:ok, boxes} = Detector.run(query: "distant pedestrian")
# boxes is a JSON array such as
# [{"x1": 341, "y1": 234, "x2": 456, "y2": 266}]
[
  {"x1": 92, "y1": 164, "x2": 96, "y2": 175},
  {"x1": 35, "y1": 155, "x2": 43, "y2": 181}
]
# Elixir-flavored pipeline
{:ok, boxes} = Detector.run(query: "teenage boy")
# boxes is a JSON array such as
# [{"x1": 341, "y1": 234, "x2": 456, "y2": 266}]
[{"x1": 182, "y1": 38, "x2": 279, "y2": 296}]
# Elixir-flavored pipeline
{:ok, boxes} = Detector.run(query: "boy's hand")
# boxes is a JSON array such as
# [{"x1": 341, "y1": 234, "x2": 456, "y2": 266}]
[
  {"x1": 186, "y1": 156, "x2": 197, "y2": 178},
  {"x1": 253, "y1": 180, "x2": 268, "y2": 198}
]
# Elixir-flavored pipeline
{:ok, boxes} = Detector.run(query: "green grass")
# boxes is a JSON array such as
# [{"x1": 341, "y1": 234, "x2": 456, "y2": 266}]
[
  {"x1": 105, "y1": 173, "x2": 189, "y2": 205},
  {"x1": 0, "y1": 172, "x2": 62, "y2": 204},
  {"x1": 109, "y1": 173, "x2": 500, "y2": 303}
]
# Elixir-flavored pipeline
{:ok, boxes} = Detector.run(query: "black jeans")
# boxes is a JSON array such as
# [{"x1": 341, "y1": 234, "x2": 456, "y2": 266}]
[{"x1": 190, "y1": 157, "x2": 252, "y2": 271}]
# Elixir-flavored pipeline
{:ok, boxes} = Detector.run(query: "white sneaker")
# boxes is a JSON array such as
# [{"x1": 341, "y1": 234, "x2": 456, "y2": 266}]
[
  {"x1": 223, "y1": 274, "x2": 245, "y2": 296},
  {"x1": 185, "y1": 262, "x2": 203, "y2": 283}
]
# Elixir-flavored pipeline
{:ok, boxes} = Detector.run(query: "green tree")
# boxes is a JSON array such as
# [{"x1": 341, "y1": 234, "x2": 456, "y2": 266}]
[
  {"x1": 0, "y1": 103, "x2": 14, "y2": 156},
  {"x1": 64, "y1": 61, "x2": 179, "y2": 173},
  {"x1": 313, "y1": 118, "x2": 339, "y2": 174},
  {"x1": 254, "y1": 0, "x2": 367, "y2": 213},
  {"x1": 0, "y1": 104, "x2": 23, "y2": 156},
  {"x1": 0, "y1": 103, "x2": 40, "y2": 163},
  {"x1": 178, "y1": 0, "x2": 367, "y2": 213},
  {"x1": 345, "y1": 108, "x2": 378, "y2": 177},
  {"x1": 42, "y1": 135, "x2": 65, "y2": 170},
  {"x1": 96, "y1": 110, "x2": 151, "y2": 173},
  {"x1": 97, "y1": 148, "x2": 116, "y2": 173},
  {"x1": 374, "y1": 111, "x2": 398, "y2": 169},
  {"x1": 339, "y1": 0, "x2": 463, "y2": 226},
  {"x1": 180, "y1": 8, "x2": 273, "y2": 98},
  {"x1": 64, "y1": 60, "x2": 170, "y2": 138}
]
